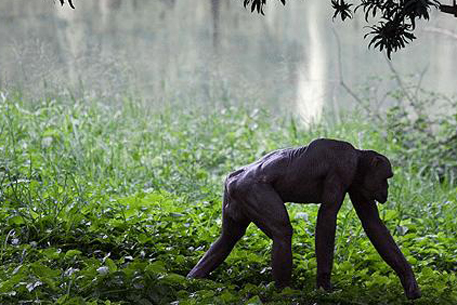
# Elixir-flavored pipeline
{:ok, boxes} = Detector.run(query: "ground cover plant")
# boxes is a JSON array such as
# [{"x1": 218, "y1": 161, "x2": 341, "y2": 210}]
[{"x1": 0, "y1": 89, "x2": 456, "y2": 304}]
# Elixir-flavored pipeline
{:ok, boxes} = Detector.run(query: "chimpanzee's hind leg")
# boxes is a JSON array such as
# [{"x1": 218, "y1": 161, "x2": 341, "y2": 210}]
[
  {"x1": 187, "y1": 192, "x2": 250, "y2": 278},
  {"x1": 240, "y1": 183, "x2": 293, "y2": 288}
]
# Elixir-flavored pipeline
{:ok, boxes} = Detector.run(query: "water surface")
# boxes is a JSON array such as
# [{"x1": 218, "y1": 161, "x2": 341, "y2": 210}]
[{"x1": 0, "y1": 0, "x2": 456, "y2": 121}]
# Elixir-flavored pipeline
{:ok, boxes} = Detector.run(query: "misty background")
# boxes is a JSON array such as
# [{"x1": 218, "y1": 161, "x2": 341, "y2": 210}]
[{"x1": 0, "y1": 0, "x2": 456, "y2": 122}]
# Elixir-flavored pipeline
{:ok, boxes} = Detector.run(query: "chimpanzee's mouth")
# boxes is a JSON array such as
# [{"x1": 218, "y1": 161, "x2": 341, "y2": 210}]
[{"x1": 376, "y1": 197, "x2": 387, "y2": 204}]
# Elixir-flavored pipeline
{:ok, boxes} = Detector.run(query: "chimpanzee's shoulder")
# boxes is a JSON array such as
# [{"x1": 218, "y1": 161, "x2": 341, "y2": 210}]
[{"x1": 308, "y1": 138, "x2": 356, "y2": 151}]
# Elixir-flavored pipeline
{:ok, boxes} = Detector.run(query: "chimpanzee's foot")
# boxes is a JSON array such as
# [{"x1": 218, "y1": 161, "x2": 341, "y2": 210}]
[
  {"x1": 404, "y1": 279, "x2": 421, "y2": 300},
  {"x1": 316, "y1": 273, "x2": 332, "y2": 291},
  {"x1": 274, "y1": 279, "x2": 291, "y2": 290}
]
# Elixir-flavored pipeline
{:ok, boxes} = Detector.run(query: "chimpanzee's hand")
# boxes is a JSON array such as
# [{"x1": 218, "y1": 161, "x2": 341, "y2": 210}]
[{"x1": 404, "y1": 276, "x2": 421, "y2": 299}]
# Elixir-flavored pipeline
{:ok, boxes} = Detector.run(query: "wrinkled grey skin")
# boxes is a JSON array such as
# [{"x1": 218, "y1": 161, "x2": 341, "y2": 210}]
[{"x1": 187, "y1": 138, "x2": 420, "y2": 299}]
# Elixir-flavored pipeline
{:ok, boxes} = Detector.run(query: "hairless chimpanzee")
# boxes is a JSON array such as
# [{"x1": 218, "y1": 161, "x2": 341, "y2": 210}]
[{"x1": 187, "y1": 138, "x2": 421, "y2": 299}]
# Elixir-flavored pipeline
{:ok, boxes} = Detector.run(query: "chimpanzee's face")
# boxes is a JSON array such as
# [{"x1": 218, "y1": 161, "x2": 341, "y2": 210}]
[{"x1": 363, "y1": 155, "x2": 393, "y2": 204}]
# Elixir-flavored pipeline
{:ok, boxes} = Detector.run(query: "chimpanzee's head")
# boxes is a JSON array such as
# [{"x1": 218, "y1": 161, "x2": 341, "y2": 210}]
[{"x1": 356, "y1": 151, "x2": 394, "y2": 203}]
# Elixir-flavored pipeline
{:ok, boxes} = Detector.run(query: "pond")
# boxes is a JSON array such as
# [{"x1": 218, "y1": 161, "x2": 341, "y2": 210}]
[{"x1": 0, "y1": 0, "x2": 456, "y2": 122}]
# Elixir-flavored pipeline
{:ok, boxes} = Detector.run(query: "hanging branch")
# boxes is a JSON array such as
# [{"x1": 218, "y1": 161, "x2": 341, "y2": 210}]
[
  {"x1": 440, "y1": 0, "x2": 457, "y2": 16},
  {"x1": 241, "y1": 0, "x2": 447, "y2": 59}
]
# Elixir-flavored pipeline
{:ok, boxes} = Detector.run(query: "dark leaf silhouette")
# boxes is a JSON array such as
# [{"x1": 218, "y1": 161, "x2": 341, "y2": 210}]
[
  {"x1": 365, "y1": 21, "x2": 416, "y2": 59},
  {"x1": 331, "y1": 0, "x2": 354, "y2": 21},
  {"x1": 58, "y1": 0, "x2": 75, "y2": 9},
  {"x1": 243, "y1": 0, "x2": 286, "y2": 15}
]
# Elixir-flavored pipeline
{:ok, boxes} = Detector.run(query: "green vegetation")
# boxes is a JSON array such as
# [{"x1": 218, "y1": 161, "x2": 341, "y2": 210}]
[{"x1": 0, "y1": 90, "x2": 456, "y2": 304}]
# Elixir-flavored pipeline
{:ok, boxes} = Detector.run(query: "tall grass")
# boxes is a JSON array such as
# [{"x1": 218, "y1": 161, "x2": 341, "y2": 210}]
[{"x1": 0, "y1": 90, "x2": 456, "y2": 304}]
